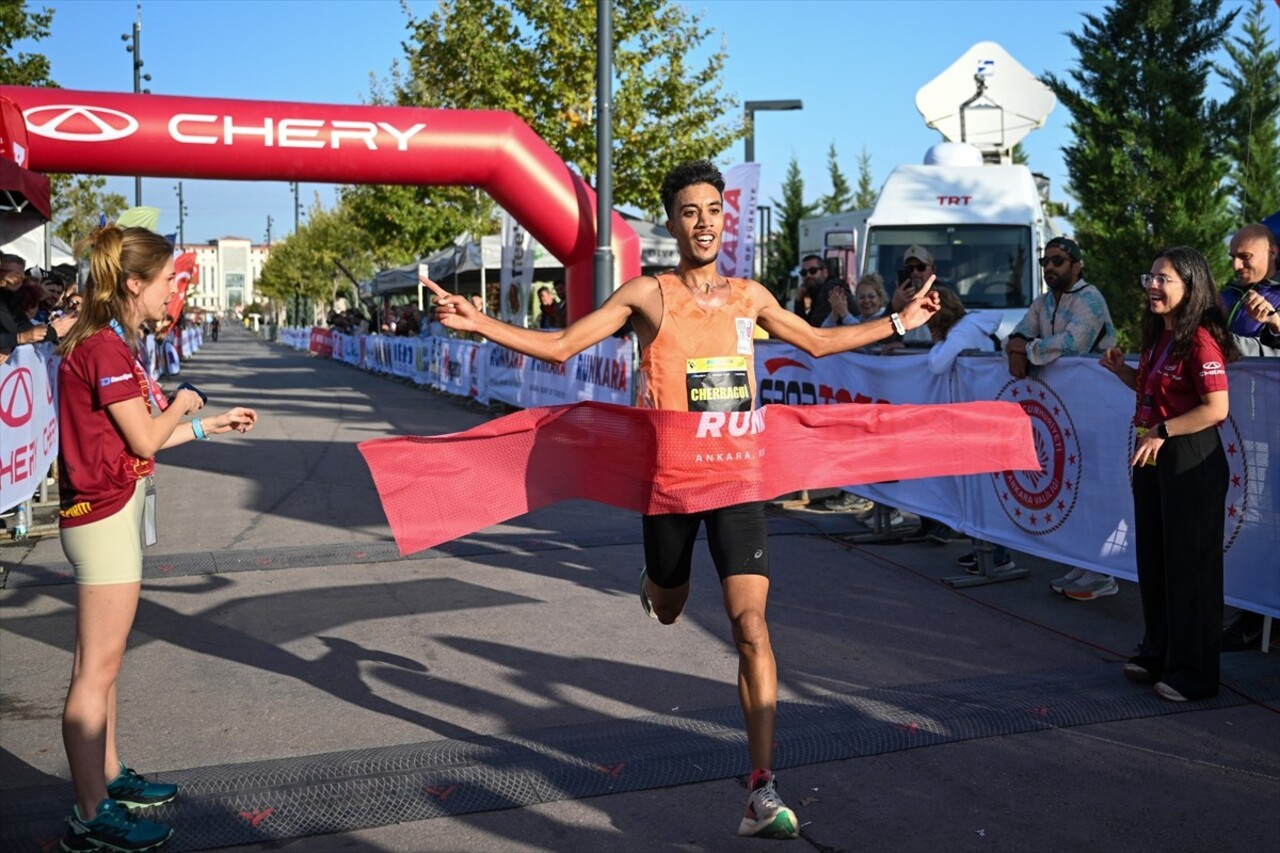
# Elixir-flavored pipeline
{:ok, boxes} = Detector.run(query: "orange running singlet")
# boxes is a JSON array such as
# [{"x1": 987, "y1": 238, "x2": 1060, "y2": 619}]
[{"x1": 636, "y1": 273, "x2": 760, "y2": 412}]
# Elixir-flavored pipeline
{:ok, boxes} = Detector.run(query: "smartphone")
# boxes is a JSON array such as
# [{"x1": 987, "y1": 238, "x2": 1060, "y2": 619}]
[{"x1": 174, "y1": 382, "x2": 207, "y2": 405}]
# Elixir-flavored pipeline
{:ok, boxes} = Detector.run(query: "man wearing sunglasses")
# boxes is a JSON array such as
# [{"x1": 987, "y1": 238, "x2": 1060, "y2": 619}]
[
  {"x1": 799, "y1": 254, "x2": 854, "y2": 328},
  {"x1": 1006, "y1": 236, "x2": 1119, "y2": 600},
  {"x1": 886, "y1": 246, "x2": 938, "y2": 346}
]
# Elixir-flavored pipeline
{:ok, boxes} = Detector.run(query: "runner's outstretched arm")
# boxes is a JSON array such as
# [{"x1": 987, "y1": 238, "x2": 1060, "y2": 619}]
[
  {"x1": 754, "y1": 275, "x2": 940, "y2": 357},
  {"x1": 426, "y1": 277, "x2": 647, "y2": 364}
]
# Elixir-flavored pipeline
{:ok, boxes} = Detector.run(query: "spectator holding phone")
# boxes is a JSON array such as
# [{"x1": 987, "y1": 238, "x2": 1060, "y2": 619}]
[
  {"x1": 1099, "y1": 246, "x2": 1237, "y2": 701},
  {"x1": 55, "y1": 224, "x2": 258, "y2": 852},
  {"x1": 887, "y1": 247, "x2": 939, "y2": 346},
  {"x1": 1, "y1": 253, "x2": 77, "y2": 361}
]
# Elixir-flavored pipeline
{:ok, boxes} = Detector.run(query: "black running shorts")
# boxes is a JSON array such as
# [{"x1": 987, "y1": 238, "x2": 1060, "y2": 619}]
[{"x1": 641, "y1": 501, "x2": 769, "y2": 589}]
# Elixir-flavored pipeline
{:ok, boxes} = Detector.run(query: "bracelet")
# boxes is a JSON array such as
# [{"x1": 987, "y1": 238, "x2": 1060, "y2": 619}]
[
  {"x1": 889, "y1": 312, "x2": 906, "y2": 336},
  {"x1": 192, "y1": 418, "x2": 211, "y2": 441}
]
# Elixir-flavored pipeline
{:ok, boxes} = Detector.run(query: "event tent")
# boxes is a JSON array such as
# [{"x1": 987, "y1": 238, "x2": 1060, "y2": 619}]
[{"x1": 362, "y1": 214, "x2": 680, "y2": 299}]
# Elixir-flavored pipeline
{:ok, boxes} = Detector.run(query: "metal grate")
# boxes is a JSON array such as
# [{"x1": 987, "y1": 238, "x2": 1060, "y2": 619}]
[{"x1": 3, "y1": 656, "x2": 1275, "y2": 852}]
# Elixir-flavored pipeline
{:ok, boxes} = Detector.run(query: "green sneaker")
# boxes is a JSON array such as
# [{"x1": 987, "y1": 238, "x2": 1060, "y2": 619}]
[
  {"x1": 737, "y1": 773, "x2": 799, "y2": 839},
  {"x1": 106, "y1": 763, "x2": 178, "y2": 809},
  {"x1": 61, "y1": 798, "x2": 172, "y2": 852}
]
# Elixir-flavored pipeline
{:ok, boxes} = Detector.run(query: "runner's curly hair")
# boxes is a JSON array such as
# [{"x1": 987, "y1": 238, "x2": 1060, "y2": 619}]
[{"x1": 661, "y1": 161, "x2": 725, "y2": 219}]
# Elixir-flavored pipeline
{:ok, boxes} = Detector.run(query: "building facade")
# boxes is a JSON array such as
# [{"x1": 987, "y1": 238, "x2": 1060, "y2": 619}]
[{"x1": 179, "y1": 237, "x2": 270, "y2": 314}]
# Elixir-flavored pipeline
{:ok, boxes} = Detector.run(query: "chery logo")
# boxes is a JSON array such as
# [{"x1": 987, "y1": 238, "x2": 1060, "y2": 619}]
[
  {"x1": 0, "y1": 367, "x2": 34, "y2": 428},
  {"x1": 23, "y1": 105, "x2": 140, "y2": 142}
]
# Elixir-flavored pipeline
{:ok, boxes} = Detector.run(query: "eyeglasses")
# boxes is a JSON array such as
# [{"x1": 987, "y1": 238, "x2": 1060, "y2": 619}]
[
  {"x1": 801, "y1": 267, "x2": 824, "y2": 276},
  {"x1": 904, "y1": 262, "x2": 929, "y2": 272},
  {"x1": 1038, "y1": 255, "x2": 1071, "y2": 268},
  {"x1": 1140, "y1": 274, "x2": 1183, "y2": 289}
]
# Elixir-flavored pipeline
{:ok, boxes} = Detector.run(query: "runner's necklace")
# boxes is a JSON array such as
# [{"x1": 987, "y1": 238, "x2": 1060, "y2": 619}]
[{"x1": 680, "y1": 273, "x2": 726, "y2": 295}]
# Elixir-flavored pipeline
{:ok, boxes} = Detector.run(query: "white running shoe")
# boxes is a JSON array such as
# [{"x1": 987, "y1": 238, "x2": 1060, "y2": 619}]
[
  {"x1": 1063, "y1": 573, "x2": 1119, "y2": 601},
  {"x1": 1049, "y1": 567, "x2": 1086, "y2": 594},
  {"x1": 737, "y1": 774, "x2": 799, "y2": 839}
]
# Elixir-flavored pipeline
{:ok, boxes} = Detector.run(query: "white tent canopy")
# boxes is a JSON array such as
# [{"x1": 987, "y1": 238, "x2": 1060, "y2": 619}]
[{"x1": 362, "y1": 214, "x2": 679, "y2": 299}]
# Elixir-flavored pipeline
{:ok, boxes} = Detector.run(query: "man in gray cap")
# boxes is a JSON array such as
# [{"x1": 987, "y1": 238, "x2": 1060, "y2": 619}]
[{"x1": 1006, "y1": 236, "x2": 1119, "y2": 601}]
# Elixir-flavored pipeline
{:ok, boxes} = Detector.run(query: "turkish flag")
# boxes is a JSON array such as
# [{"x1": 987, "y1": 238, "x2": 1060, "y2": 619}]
[{"x1": 165, "y1": 252, "x2": 199, "y2": 327}]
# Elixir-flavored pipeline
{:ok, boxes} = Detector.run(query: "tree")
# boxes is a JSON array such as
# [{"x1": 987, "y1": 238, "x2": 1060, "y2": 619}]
[
  {"x1": 338, "y1": 183, "x2": 493, "y2": 269},
  {"x1": 0, "y1": 2, "x2": 54, "y2": 87},
  {"x1": 854, "y1": 146, "x2": 877, "y2": 210},
  {"x1": 395, "y1": 0, "x2": 740, "y2": 216},
  {"x1": 52, "y1": 176, "x2": 126, "y2": 247},
  {"x1": 257, "y1": 199, "x2": 376, "y2": 321},
  {"x1": 1, "y1": 3, "x2": 131, "y2": 250},
  {"x1": 821, "y1": 143, "x2": 853, "y2": 214},
  {"x1": 1220, "y1": 0, "x2": 1280, "y2": 225},
  {"x1": 766, "y1": 156, "x2": 818, "y2": 295},
  {"x1": 1043, "y1": 0, "x2": 1236, "y2": 348}
]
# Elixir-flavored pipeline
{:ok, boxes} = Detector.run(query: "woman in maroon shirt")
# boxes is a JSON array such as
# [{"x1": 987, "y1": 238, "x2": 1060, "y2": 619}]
[
  {"x1": 56, "y1": 225, "x2": 257, "y2": 851},
  {"x1": 1100, "y1": 246, "x2": 1238, "y2": 702}
]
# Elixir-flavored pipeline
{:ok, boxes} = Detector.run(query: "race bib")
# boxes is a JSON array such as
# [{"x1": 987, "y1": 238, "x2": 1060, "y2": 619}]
[{"x1": 685, "y1": 356, "x2": 751, "y2": 412}]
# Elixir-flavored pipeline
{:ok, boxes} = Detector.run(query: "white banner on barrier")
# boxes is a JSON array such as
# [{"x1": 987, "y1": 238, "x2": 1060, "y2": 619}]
[
  {"x1": 0, "y1": 344, "x2": 59, "y2": 515},
  {"x1": 753, "y1": 342, "x2": 1279, "y2": 618}
]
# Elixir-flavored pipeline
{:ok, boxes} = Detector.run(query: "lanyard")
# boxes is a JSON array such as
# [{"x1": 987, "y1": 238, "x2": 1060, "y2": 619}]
[
  {"x1": 1138, "y1": 333, "x2": 1175, "y2": 427},
  {"x1": 108, "y1": 320, "x2": 168, "y2": 412}
]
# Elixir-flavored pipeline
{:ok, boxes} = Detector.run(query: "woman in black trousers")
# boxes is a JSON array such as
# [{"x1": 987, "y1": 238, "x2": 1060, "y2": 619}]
[{"x1": 1099, "y1": 246, "x2": 1238, "y2": 702}]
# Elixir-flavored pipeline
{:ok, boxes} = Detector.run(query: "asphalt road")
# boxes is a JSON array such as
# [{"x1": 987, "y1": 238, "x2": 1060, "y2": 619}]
[{"x1": 2, "y1": 323, "x2": 1277, "y2": 853}]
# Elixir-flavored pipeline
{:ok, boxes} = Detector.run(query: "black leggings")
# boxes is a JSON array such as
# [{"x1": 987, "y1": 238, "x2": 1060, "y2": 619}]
[{"x1": 642, "y1": 501, "x2": 769, "y2": 589}]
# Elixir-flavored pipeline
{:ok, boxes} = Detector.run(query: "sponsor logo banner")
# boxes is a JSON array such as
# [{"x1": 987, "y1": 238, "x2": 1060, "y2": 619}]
[
  {"x1": 0, "y1": 345, "x2": 59, "y2": 514},
  {"x1": 755, "y1": 341, "x2": 1280, "y2": 618}
]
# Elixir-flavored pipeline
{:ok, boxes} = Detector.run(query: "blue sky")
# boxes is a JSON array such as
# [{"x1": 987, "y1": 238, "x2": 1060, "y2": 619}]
[{"x1": 11, "y1": 0, "x2": 1265, "y2": 248}]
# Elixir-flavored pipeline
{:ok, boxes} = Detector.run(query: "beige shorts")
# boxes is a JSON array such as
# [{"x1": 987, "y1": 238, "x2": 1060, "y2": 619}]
[{"x1": 60, "y1": 479, "x2": 146, "y2": 585}]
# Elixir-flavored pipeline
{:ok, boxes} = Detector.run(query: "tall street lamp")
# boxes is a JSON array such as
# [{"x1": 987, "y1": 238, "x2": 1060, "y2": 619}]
[
  {"x1": 173, "y1": 181, "x2": 187, "y2": 247},
  {"x1": 121, "y1": 3, "x2": 151, "y2": 206},
  {"x1": 743, "y1": 99, "x2": 802, "y2": 163},
  {"x1": 289, "y1": 182, "x2": 305, "y2": 325}
]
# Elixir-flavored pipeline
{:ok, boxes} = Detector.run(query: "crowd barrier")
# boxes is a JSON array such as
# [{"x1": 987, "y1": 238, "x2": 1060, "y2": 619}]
[
  {"x1": 281, "y1": 326, "x2": 634, "y2": 409},
  {"x1": 1, "y1": 328, "x2": 205, "y2": 516},
  {"x1": 754, "y1": 342, "x2": 1279, "y2": 618},
  {"x1": 16, "y1": 326, "x2": 1268, "y2": 616}
]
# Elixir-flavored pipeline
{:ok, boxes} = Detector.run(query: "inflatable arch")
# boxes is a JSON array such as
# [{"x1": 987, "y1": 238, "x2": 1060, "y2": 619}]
[{"x1": 0, "y1": 87, "x2": 640, "y2": 322}]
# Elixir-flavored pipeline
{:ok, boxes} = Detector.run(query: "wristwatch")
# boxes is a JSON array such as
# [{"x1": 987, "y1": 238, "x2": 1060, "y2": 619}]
[{"x1": 1156, "y1": 422, "x2": 1170, "y2": 439}]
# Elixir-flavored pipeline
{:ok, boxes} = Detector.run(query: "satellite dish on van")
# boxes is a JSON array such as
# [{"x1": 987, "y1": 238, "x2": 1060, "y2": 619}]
[{"x1": 915, "y1": 41, "x2": 1055, "y2": 162}]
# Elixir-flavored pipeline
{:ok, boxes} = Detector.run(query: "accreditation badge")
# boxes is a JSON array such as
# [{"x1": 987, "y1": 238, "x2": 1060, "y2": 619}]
[{"x1": 685, "y1": 356, "x2": 751, "y2": 412}]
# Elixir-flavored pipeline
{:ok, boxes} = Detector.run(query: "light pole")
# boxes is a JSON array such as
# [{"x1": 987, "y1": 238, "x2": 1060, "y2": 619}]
[
  {"x1": 121, "y1": 3, "x2": 151, "y2": 206},
  {"x1": 743, "y1": 99, "x2": 802, "y2": 163},
  {"x1": 289, "y1": 182, "x2": 305, "y2": 325},
  {"x1": 173, "y1": 181, "x2": 187, "y2": 247}
]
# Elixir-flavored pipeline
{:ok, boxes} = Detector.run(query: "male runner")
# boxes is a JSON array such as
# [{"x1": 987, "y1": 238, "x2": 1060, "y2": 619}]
[{"x1": 428, "y1": 160, "x2": 939, "y2": 838}]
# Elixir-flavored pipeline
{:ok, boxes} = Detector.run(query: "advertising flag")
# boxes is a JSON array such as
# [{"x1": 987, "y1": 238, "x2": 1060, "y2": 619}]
[
  {"x1": 499, "y1": 209, "x2": 534, "y2": 326},
  {"x1": 717, "y1": 163, "x2": 762, "y2": 280}
]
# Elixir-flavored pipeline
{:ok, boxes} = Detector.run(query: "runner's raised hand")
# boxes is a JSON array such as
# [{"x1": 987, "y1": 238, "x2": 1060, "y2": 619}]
[{"x1": 424, "y1": 278, "x2": 481, "y2": 332}]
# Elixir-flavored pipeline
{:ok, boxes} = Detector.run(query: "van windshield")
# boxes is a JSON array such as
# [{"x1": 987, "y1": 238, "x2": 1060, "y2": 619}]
[{"x1": 864, "y1": 225, "x2": 1035, "y2": 310}]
